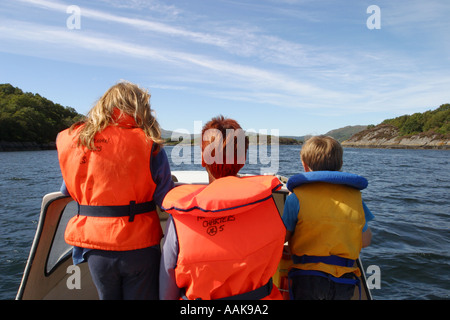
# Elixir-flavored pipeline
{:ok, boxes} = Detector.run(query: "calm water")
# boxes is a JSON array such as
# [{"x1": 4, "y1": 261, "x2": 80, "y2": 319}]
[{"x1": 0, "y1": 146, "x2": 449, "y2": 300}]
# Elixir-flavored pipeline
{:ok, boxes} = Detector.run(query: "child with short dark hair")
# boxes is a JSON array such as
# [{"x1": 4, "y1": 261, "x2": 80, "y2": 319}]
[{"x1": 159, "y1": 116, "x2": 285, "y2": 300}]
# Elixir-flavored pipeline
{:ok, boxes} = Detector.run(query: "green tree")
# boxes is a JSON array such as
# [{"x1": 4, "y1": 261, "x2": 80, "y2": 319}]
[
  {"x1": 0, "y1": 83, "x2": 83, "y2": 143},
  {"x1": 399, "y1": 112, "x2": 424, "y2": 135},
  {"x1": 381, "y1": 104, "x2": 449, "y2": 136}
]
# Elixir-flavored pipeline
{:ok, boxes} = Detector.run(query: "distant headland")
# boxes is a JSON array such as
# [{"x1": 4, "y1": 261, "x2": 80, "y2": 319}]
[{"x1": 341, "y1": 104, "x2": 449, "y2": 150}]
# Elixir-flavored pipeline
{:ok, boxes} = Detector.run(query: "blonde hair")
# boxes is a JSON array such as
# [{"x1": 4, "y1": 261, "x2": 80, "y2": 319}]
[
  {"x1": 301, "y1": 135, "x2": 343, "y2": 171},
  {"x1": 72, "y1": 81, "x2": 163, "y2": 150}
]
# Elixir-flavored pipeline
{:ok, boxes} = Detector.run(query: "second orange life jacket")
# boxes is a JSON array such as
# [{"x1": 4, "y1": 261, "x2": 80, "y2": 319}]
[{"x1": 162, "y1": 175, "x2": 286, "y2": 300}]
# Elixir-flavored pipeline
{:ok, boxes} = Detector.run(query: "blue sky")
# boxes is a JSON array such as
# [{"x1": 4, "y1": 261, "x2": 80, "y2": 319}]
[{"x1": 1, "y1": 0, "x2": 449, "y2": 136}]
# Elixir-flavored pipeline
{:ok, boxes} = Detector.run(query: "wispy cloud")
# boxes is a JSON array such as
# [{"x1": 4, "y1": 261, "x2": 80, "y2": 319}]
[
  {"x1": 16, "y1": 0, "x2": 236, "y2": 48},
  {"x1": 0, "y1": 19, "x2": 346, "y2": 106},
  {"x1": 16, "y1": 0, "x2": 333, "y2": 69},
  {"x1": 382, "y1": 0, "x2": 450, "y2": 29},
  {"x1": 4, "y1": 0, "x2": 450, "y2": 120},
  {"x1": 97, "y1": 0, "x2": 182, "y2": 18}
]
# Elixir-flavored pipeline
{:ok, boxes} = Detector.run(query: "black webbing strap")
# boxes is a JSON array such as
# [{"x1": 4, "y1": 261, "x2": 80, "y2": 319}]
[
  {"x1": 219, "y1": 278, "x2": 273, "y2": 300},
  {"x1": 181, "y1": 278, "x2": 273, "y2": 300},
  {"x1": 78, "y1": 200, "x2": 156, "y2": 222}
]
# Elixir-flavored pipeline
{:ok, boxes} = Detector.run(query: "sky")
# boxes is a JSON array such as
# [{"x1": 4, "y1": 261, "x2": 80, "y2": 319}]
[{"x1": 0, "y1": 0, "x2": 449, "y2": 137}]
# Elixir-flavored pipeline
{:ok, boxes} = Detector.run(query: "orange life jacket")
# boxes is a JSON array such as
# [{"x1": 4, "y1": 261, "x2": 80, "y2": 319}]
[
  {"x1": 56, "y1": 113, "x2": 162, "y2": 251},
  {"x1": 162, "y1": 175, "x2": 286, "y2": 300}
]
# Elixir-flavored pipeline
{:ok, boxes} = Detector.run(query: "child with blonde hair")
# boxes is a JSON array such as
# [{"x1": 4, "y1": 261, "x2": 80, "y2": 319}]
[
  {"x1": 283, "y1": 135, "x2": 373, "y2": 300},
  {"x1": 57, "y1": 81, "x2": 173, "y2": 299}
]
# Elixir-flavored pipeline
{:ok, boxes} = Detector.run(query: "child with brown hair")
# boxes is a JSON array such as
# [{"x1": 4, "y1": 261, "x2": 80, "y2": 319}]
[{"x1": 283, "y1": 135, "x2": 373, "y2": 300}]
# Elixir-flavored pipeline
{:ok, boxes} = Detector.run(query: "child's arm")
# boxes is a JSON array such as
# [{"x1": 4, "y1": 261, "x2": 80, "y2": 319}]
[
  {"x1": 285, "y1": 229, "x2": 293, "y2": 243},
  {"x1": 282, "y1": 193, "x2": 300, "y2": 244},
  {"x1": 362, "y1": 228, "x2": 372, "y2": 248},
  {"x1": 361, "y1": 201, "x2": 374, "y2": 248}
]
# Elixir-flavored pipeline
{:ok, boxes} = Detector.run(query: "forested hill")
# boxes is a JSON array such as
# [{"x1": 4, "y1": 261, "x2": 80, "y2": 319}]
[
  {"x1": 342, "y1": 104, "x2": 449, "y2": 149},
  {"x1": 381, "y1": 103, "x2": 449, "y2": 135},
  {"x1": 0, "y1": 83, "x2": 83, "y2": 145}
]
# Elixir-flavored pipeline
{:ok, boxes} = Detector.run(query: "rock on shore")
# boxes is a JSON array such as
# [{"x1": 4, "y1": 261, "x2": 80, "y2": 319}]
[{"x1": 341, "y1": 124, "x2": 449, "y2": 149}]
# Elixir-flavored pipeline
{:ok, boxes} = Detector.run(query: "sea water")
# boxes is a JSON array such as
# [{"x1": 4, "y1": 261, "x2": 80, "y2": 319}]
[{"x1": 0, "y1": 146, "x2": 449, "y2": 300}]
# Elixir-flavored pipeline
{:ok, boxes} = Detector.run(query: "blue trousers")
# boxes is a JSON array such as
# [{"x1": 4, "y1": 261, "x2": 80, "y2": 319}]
[
  {"x1": 86, "y1": 246, "x2": 160, "y2": 300},
  {"x1": 290, "y1": 272, "x2": 355, "y2": 300}
]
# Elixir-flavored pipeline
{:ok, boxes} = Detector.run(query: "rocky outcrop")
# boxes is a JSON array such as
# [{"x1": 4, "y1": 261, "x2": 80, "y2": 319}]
[{"x1": 341, "y1": 124, "x2": 449, "y2": 149}]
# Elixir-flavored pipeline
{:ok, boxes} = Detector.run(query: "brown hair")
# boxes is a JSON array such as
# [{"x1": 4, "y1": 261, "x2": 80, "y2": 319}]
[
  {"x1": 300, "y1": 135, "x2": 343, "y2": 171},
  {"x1": 71, "y1": 81, "x2": 163, "y2": 150},
  {"x1": 201, "y1": 115, "x2": 249, "y2": 179}
]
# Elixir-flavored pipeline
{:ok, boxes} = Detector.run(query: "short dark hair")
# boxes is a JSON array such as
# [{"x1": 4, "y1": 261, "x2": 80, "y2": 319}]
[{"x1": 201, "y1": 115, "x2": 249, "y2": 179}]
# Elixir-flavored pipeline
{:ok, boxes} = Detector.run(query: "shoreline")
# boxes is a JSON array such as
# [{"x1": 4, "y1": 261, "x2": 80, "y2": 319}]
[
  {"x1": 342, "y1": 144, "x2": 449, "y2": 150},
  {"x1": 341, "y1": 123, "x2": 449, "y2": 151},
  {"x1": 0, "y1": 141, "x2": 57, "y2": 152},
  {"x1": 341, "y1": 138, "x2": 449, "y2": 150}
]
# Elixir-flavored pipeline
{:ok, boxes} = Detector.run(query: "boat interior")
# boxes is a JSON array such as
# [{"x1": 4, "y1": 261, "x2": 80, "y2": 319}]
[{"x1": 16, "y1": 171, "x2": 371, "y2": 300}]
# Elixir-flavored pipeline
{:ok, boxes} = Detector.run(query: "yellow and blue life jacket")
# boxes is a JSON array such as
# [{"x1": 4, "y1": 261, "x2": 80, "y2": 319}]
[{"x1": 286, "y1": 171, "x2": 368, "y2": 296}]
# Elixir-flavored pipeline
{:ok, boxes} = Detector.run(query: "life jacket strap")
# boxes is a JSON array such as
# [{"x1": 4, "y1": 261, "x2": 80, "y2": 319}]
[
  {"x1": 289, "y1": 255, "x2": 361, "y2": 299},
  {"x1": 77, "y1": 200, "x2": 156, "y2": 222},
  {"x1": 292, "y1": 254, "x2": 355, "y2": 268},
  {"x1": 181, "y1": 278, "x2": 273, "y2": 300}
]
